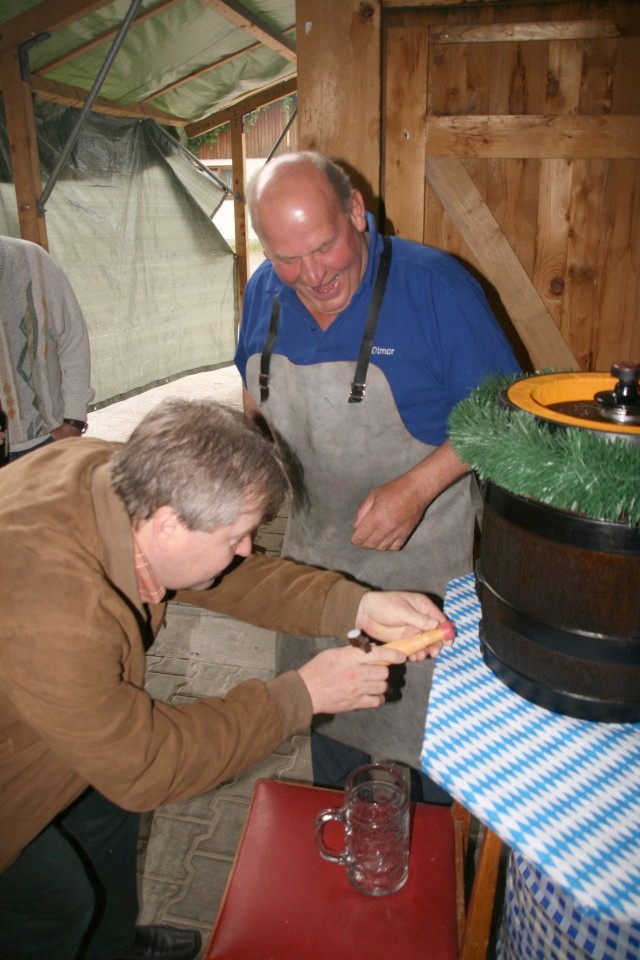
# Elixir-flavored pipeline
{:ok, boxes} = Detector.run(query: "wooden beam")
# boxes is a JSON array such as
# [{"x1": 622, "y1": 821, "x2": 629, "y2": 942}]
[
  {"x1": 142, "y1": 23, "x2": 295, "y2": 105},
  {"x1": 140, "y1": 40, "x2": 262, "y2": 104},
  {"x1": 201, "y1": 0, "x2": 296, "y2": 63},
  {"x1": 0, "y1": 47, "x2": 48, "y2": 247},
  {"x1": 34, "y1": 0, "x2": 184, "y2": 75},
  {"x1": 382, "y1": 23, "x2": 428, "y2": 241},
  {"x1": 425, "y1": 157, "x2": 579, "y2": 371},
  {"x1": 425, "y1": 115, "x2": 640, "y2": 160},
  {"x1": 382, "y1": 0, "x2": 581, "y2": 6},
  {"x1": 430, "y1": 20, "x2": 624, "y2": 43},
  {"x1": 0, "y1": 0, "x2": 110, "y2": 53},
  {"x1": 185, "y1": 75, "x2": 296, "y2": 137},
  {"x1": 296, "y1": 0, "x2": 381, "y2": 216},
  {"x1": 230, "y1": 113, "x2": 248, "y2": 323},
  {"x1": 24, "y1": 74, "x2": 189, "y2": 125}
]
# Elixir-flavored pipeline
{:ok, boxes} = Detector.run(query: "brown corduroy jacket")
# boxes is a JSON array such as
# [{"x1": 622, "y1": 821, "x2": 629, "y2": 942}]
[{"x1": 0, "y1": 438, "x2": 366, "y2": 870}]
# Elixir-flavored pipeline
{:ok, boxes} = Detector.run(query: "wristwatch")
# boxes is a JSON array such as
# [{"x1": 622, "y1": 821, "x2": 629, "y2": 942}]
[{"x1": 63, "y1": 417, "x2": 88, "y2": 434}]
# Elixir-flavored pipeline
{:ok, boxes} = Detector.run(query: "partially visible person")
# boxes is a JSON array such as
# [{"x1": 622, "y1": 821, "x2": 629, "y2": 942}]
[
  {"x1": 236, "y1": 151, "x2": 521, "y2": 800},
  {"x1": 0, "y1": 397, "x2": 445, "y2": 960},
  {"x1": 0, "y1": 234, "x2": 94, "y2": 461}
]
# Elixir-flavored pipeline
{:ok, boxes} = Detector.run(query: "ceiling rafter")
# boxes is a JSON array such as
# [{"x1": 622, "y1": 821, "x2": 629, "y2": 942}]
[
  {"x1": 141, "y1": 21, "x2": 295, "y2": 105},
  {"x1": 0, "y1": 0, "x2": 110, "y2": 53},
  {"x1": 1, "y1": 1, "x2": 297, "y2": 128},
  {"x1": 201, "y1": 0, "x2": 296, "y2": 63},
  {"x1": 140, "y1": 39, "x2": 262, "y2": 103},
  {"x1": 34, "y1": 0, "x2": 184, "y2": 75},
  {"x1": 185, "y1": 74, "x2": 296, "y2": 137},
  {"x1": 29, "y1": 73, "x2": 188, "y2": 124}
]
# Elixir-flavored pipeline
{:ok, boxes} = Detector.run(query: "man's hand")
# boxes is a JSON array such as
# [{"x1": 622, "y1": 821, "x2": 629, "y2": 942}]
[
  {"x1": 51, "y1": 422, "x2": 84, "y2": 441},
  {"x1": 351, "y1": 441, "x2": 469, "y2": 551},
  {"x1": 351, "y1": 472, "x2": 426, "y2": 551},
  {"x1": 298, "y1": 645, "x2": 406, "y2": 715},
  {"x1": 355, "y1": 590, "x2": 446, "y2": 660}
]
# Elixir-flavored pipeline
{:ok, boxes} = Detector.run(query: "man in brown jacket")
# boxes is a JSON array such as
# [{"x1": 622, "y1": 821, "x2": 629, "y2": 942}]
[{"x1": 0, "y1": 398, "x2": 446, "y2": 960}]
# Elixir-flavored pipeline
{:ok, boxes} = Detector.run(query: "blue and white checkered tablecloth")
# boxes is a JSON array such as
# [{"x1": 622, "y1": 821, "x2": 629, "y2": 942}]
[{"x1": 421, "y1": 574, "x2": 640, "y2": 923}]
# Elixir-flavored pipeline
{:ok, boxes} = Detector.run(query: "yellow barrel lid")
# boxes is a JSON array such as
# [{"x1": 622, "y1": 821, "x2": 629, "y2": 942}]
[{"x1": 505, "y1": 371, "x2": 640, "y2": 438}]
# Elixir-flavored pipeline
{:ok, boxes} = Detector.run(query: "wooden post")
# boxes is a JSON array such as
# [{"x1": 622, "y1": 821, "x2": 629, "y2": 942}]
[
  {"x1": 382, "y1": 23, "x2": 429, "y2": 241},
  {"x1": 296, "y1": 0, "x2": 382, "y2": 217},
  {"x1": 0, "y1": 46, "x2": 48, "y2": 248},
  {"x1": 230, "y1": 112, "x2": 247, "y2": 328}
]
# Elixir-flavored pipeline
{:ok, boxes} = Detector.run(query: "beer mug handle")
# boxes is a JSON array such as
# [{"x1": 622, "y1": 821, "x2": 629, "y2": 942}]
[{"x1": 314, "y1": 806, "x2": 347, "y2": 864}]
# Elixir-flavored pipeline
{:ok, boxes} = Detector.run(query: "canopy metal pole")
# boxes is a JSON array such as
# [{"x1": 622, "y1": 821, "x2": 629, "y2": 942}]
[
  {"x1": 37, "y1": 0, "x2": 144, "y2": 216},
  {"x1": 151, "y1": 123, "x2": 235, "y2": 199},
  {"x1": 265, "y1": 107, "x2": 297, "y2": 163}
]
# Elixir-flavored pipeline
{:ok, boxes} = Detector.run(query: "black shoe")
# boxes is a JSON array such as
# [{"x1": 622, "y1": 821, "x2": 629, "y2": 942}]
[{"x1": 116, "y1": 925, "x2": 202, "y2": 960}]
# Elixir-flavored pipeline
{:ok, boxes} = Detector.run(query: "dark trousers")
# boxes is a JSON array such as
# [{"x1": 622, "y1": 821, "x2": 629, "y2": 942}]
[
  {"x1": 311, "y1": 730, "x2": 453, "y2": 805},
  {"x1": 9, "y1": 436, "x2": 54, "y2": 462},
  {"x1": 0, "y1": 788, "x2": 140, "y2": 960}
]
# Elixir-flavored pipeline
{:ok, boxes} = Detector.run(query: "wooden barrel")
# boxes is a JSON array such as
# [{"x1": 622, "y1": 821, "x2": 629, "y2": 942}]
[{"x1": 476, "y1": 481, "x2": 640, "y2": 722}]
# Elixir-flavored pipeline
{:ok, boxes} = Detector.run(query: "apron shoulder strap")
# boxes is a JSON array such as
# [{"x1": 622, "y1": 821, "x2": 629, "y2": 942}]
[
  {"x1": 349, "y1": 234, "x2": 393, "y2": 404},
  {"x1": 259, "y1": 296, "x2": 281, "y2": 405},
  {"x1": 258, "y1": 234, "x2": 393, "y2": 406}
]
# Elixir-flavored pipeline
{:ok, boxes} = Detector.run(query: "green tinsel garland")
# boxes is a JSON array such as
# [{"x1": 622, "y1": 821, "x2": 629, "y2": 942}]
[{"x1": 448, "y1": 373, "x2": 640, "y2": 527}]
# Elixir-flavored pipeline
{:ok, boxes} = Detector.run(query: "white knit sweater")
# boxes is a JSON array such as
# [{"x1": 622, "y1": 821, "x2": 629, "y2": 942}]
[{"x1": 0, "y1": 236, "x2": 94, "y2": 452}]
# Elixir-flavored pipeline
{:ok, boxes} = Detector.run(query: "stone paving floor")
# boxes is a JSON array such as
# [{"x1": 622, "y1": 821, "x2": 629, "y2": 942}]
[{"x1": 88, "y1": 365, "x2": 300, "y2": 956}]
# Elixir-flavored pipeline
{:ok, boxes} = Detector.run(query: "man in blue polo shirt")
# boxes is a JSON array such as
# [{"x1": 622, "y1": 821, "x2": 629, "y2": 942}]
[{"x1": 235, "y1": 150, "x2": 520, "y2": 799}]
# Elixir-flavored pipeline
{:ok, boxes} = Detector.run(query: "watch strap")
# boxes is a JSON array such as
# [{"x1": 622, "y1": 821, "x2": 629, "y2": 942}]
[{"x1": 63, "y1": 418, "x2": 88, "y2": 434}]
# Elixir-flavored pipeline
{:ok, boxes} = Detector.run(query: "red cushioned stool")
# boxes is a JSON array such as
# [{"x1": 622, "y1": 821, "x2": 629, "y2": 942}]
[{"x1": 204, "y1": 778, "x2": 502, "y2": 960}]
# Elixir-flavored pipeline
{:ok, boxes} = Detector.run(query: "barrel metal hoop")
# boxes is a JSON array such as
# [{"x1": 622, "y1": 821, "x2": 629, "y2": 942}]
[
  {"x1": 484, "y1": 482, "x2": 640, "y2": 555},
  {"x1": 475, "y1": 570, "x2": 640, "y2": 665}
]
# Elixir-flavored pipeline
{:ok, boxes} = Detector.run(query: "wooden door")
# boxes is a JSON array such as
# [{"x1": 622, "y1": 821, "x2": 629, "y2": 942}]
[{"x1": 382, "y1": 1, "x2": 640, "y2": 372}]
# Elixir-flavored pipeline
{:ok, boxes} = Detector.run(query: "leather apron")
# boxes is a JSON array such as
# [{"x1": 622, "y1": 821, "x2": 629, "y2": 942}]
[{"x1": 245, "y1": 259, "x2": 474, "y2": 769}]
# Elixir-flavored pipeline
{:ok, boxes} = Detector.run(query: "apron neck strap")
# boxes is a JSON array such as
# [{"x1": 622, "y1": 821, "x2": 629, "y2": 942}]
[
  {"x1": 259, "y1": 234, "x2": 393, "y2": 406},
  {"x1": 259, "y1": 296, "x2": 281, "y2": 405},
  {"x1": 349, "y1": 234, "x2": 392, "y2": 403}
]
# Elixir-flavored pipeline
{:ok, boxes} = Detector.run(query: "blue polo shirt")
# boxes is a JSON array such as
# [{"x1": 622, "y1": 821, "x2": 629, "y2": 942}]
[{"x1": 236, "y1": 215, "x2": 520, "y2": 446}]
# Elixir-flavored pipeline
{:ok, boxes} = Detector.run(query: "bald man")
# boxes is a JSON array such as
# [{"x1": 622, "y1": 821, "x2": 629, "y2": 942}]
[{"x1": 236, "y1": 151, "x2": 520, "y2": 799}]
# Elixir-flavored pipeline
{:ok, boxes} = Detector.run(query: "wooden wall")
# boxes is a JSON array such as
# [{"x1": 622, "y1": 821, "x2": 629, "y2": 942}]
[
  {"x1": 296, "y1": 0, "x2": 382, "y2": 217},
  {"x1": 296, "y1": 0, "x2": 640, "y2": 374},
  {"x1": 196, "y1": 99, "x2": 298, "y2": 161}
]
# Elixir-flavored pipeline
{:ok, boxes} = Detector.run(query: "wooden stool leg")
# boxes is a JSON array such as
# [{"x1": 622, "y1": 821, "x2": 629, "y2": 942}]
[{"x1": 460, "y1": 826, "x2": 503, "y2": 960}]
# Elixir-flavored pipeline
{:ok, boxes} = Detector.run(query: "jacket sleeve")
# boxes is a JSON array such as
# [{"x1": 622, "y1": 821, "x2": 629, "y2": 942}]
[
  {"x1": 45, "y1": 250, "x2": 95, "y2": 420},
  {"x1": 174, "y1": 552, "x2": 368, "y2": 640}
]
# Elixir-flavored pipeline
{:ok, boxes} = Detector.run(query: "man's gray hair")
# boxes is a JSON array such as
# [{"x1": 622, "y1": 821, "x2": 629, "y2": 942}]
[
  {"x1": 110, "y1": 398, "x2": 288, "y2": 530},
  {"x1": 246, "y1": 151, "x2": 353, "y2": 229}
]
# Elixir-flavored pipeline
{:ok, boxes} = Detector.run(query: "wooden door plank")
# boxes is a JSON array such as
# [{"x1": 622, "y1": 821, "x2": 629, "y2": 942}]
[
  {"x1": 425, "y1": 156, "x2": 579, "y2": 370},
  {"x1": 483, "y1": 39, "x2": 547, "y2": 275},
  {"x1": 533, "y1": 39, "x2": 582, "y2": 330},
  {"x1": 382, "y1": 23, "x2": 428, "y2": 241},
  {"x1": 430, "y1": 20, "x2": 624, "y2": 44},
  {"x1": 562, "y1": 158, "x2": 606, "y2": 369},
  {"x1": 534, "y1": 158, "x2": 573, "y2": 329},
  {"x1": 612, "y1": 37, "x2": 640, "y2": 112},
  {"x1": 430, "y1": 33, "x2": 474, "y2": 115},
  {"x1": 486, "y1": 158, "x2": 539, "y2": 277},
  {"x1": 425, "y1": 114, "x2": 640, "y2": 158},
  {"x1": 579, "y1": 37, "x2": 617, "y2": 114},
  {"x1": 594, "y1": 159, "x2": 640, "y2": 368}
]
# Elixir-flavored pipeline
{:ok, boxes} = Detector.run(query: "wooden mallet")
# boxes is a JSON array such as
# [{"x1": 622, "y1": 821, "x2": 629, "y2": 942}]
[{"x1": 348, "y1": 620, "x2": 456, "y2": 664}]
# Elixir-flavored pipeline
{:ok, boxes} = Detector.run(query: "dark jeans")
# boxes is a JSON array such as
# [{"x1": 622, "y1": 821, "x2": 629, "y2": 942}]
[
  {"x1": 0, "y1": 788, "x2": 140, "y2": 960},
  {"x1": 311, "y1": 730, "x2": 453, "y2": 805},
  {"x1": 9, "y1": 436, "x2": 54, "y2": 462}
]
